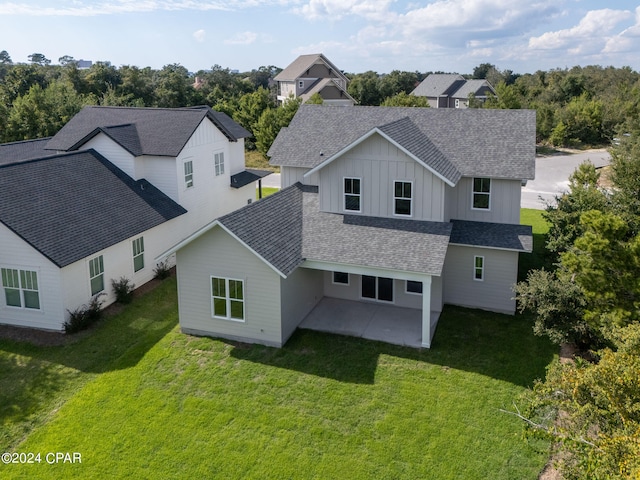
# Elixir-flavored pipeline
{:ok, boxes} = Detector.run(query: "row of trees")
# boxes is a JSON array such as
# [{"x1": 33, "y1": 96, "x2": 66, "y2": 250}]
[
  {"x1": 2, "y1": 50, "x2": 640, "y2": 151},
  {"x1": 514, "y1": 119, "x2": 640, "y2": 478}
]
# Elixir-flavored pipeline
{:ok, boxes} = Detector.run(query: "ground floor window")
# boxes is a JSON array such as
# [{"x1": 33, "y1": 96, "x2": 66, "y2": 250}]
[
  {"x1": 332, "y1": 272, "x2": 349, "y2": 285},
  {"x1": 474, "y1": 256, "x2": 484, "y2": 281},
  {"x1": 89, "y1": 255, "x2": 105, "y2": 295},
  {"x1": 362, "y1": 275, "x2": 393, "y2": 302},
  {"x1": 133, "y1": 237, "x2": 144, "y2": 272},
  {"x1": 211, "y1": 276, "x2": 245, "y2": 321},
  {"x1": 406, "y1": 280, "x2": 423, "y2": 295},
  {"x1": 1, "y1": 267, "x2": 40, "y2": 309}
]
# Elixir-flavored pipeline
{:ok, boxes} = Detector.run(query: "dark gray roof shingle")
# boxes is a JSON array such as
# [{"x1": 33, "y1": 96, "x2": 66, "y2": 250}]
[
  {"x1": 217, "y1": 183, "x2": 452, "y2": 277},
  {"x1": 450, "y1": 220, "x2": 533, "y2": 252},
  {"x1": 0, "y1": 150, "x2": 186, "y2": 267},
  {"x1": 0, "y1": 138, "x2": 55, "y2": 166},
  {"x1": 46, "y1": 105, "x2": 249, "y2": 156},
  {"x1": 268, "y1": 104, "x2": 536, "y2": 180},
  {"x1": 230, "y1": 169, "x2": 272, "y2": 189}
]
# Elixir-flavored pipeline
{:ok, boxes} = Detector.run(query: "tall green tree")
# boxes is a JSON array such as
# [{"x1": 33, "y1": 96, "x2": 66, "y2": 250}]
[{"x1": 254, "y1": 96, "x2": 301, "y2": 158}]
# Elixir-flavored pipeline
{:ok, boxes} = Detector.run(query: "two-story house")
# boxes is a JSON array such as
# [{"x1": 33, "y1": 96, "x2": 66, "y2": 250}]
[
  {"x1": 274, "y1": 53, "x2": 355, "y2": 106},
  {"x1": 412, "y1": 74, "x2": 496, "y2": 108},
  {"x1": 161, "y1": 105, "x2": 535, "y2": 349},
  {"x1": 0, "y1": 106, "x2": 267, "y2": 332}
]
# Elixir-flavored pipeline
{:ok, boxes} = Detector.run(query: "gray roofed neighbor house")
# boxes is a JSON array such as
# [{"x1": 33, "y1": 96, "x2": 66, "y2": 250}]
[
  {"x1": 45, "y1": 105, "x2": 250, "y2": 156},
  {"x1": 411, "y1": 74, "x2": 466, "y2": 97},
  {"x1": 0, "y1": 150, "x2": 186, "y2": 267},
  {"x1": 274, "y1": 53, "x2": 346, "y2": 82},
  {"x1": 217, "y1": 183, "x2": 452, "y2": 277},
  {"x1": 0, "y1": 138, "x2": 55, "y2": 166},
  {"x1": 450, "y1": 220, "x2": 533, "y2": 252},
  {"x1": 268, "y1": 104, "x2": 536, "y2": 180},
  {"x1": 451, "y1": 79, "x2": 496, "y2": 99}
]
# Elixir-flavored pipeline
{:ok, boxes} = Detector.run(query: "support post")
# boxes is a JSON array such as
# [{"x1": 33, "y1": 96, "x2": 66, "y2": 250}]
[{"x1": 421, "y1": 275, "x2": 432, "y2": 348}]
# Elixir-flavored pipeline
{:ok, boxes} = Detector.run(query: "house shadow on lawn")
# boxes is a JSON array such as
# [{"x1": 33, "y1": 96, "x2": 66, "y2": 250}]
[{"x1": 230, "y1": 305, "x2": 555, "y2": 387}]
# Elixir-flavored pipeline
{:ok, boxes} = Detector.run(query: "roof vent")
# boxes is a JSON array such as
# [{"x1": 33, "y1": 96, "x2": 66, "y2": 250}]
[{"x1": 319, "y1": 151, "x2": 324, "y2": 157}]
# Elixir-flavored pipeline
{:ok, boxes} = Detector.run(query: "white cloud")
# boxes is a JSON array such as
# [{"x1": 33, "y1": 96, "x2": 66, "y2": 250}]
[
  {"x1": 224, "y1": 31, "x2": 258, "y2": 45},
  {"x1": 528, "y1": 9, "x2": 632, "y2": 50},
  {"x1": 293, "y1": 0, "x2": 394, "y2": 21},
  {"x1": 193, "y1": 29, "x2": 206, "y2": 42}
]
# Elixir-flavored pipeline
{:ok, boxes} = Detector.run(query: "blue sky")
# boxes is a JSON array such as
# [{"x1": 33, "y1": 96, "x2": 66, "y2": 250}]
[{"x1": 1, "y1": 1, "x2": 639, "y2": 75}]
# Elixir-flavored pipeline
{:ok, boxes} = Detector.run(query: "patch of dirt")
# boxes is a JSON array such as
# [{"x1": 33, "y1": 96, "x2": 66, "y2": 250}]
[{"x1": 0, "y1": 269, "x2": 174, "y2": 347}]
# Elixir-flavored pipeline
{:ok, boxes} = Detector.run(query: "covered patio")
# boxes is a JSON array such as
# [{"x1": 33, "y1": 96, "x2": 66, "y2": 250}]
[{"x1": 299, "y1": 297, "x2": 441, "y2": 349}]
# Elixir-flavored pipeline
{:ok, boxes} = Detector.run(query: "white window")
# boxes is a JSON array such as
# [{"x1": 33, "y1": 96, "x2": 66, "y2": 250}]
[
  {"x1": 332, "y1": 272, "x2": 349, "y2": 285},
  {"x1": 394, "y1": 181, "x2": 412, "y2": 216},
  {"x1": 211, "y1": 277, "x2": 245, "y2": 321},
  {"x1": 298, "y1": 80, "x2": 304, "y2": 89},
  {"x1": 406, "y1": 280, "x2": 423, "y2": 295},
  {"x1": 455, "y1": 99, "x2": 460, "y2": 108},
  {"x1": 472, "y1": 177, "x2": 491, "y2": 210},
  {"x1": 184, "y1": 160, "x2": 194, "y2": 188},
  {"x1": 1, "y1": 267, "x2": 40, "y2": 309},
  {"x1": 89, "y1": 255, "x2": 105, "y2": 295},
  {"x1": 344, "y1": 178, "x2": 361, "y2": 212},
  {"x1": 132, "y1": 237, "x2": 144, "y2": 272},
  {"x1": 474, "y1": 256, "x2": 484, "y2": 281},
  {"x1": 214, "y1": 152, "x2": 224, "y2": 176}
]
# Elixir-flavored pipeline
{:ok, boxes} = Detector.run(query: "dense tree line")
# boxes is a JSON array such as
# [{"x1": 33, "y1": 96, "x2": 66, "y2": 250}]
[
  {"x1": 514, "y1": 121, "x2": 640, "y2": 478},
  {"x1": 2, "y1": 50, "x2": 640, "y2": 152}
]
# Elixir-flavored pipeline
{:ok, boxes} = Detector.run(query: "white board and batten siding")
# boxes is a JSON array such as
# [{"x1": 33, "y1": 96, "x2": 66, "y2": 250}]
[
  {"x1": 176, "y1": 226, "x2": 285, "y2": 347},
  {"x1": 318, "y1": 134, "x2": 446, "y2": 221},
  {"x1": 442, "y1": 245, "x2": 519, "y2": 314},
  {"x1": 0, "y1": 223, "x2": 66, "y2": 331},
  {"x1": 445, "y1": 178, "x2": 522, "y2": 224}
]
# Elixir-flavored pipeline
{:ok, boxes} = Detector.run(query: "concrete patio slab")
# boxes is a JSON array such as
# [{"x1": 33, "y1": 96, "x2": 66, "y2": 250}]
[{"x1": 299, "y1": 297, "x2": 440, "y2": 348}]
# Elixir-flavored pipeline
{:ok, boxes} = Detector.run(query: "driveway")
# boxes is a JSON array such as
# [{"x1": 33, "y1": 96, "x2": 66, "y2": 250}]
[{"x1": 521, "y1": 149, "x2": 611, "y2": 209}]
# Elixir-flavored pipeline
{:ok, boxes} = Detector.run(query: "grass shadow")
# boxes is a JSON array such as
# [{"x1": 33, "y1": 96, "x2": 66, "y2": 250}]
[{"x1": 230, "y1": 305, "x2": 555, "y2": 388}]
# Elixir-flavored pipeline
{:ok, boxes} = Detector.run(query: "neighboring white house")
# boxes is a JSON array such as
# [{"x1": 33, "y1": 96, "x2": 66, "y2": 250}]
[
  {"x1": 0, "y1": 106, "x2": 268, "y2": 332},
  {"x1": 411, "y1": 74, "x2": 496, "y2": 108},
  {"x1": 274, "y1": 53, "x2": 355, "y2": 106},
  {"x1": 161, "y1": 105, "x2": 535, "y2": 349}
]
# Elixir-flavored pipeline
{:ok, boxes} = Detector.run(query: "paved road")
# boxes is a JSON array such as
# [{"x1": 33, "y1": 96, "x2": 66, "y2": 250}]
[
  {"x1": 258, "y1": 151, "x2": 612, "y2": 211},
  {"x1": 521, "y1": 149, "x2": 611, "y2": 209}
]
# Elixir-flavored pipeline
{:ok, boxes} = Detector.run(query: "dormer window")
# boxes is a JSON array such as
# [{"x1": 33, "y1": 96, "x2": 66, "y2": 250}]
[{"x1": 394, "y1": 181, "x2": 412, "y2": 216}]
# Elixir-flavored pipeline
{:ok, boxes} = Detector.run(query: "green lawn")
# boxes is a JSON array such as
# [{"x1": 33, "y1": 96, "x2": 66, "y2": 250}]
[
  {"x1": 519, "y1": 208, "x2": 552, "y2": 281},
  {"x1": 0, "y1": 277, "x2": 554, "y2": 479}
]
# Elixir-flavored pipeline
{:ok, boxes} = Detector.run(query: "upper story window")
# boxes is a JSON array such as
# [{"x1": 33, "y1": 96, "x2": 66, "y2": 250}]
[
  {"x1": 472, "y1": 177, "x2": 491, "y2": 210},
  {"x1": 211, "y1": 276, "x2": 245, "y2": 322},
  {"x1": 89, "y1": 255, "x2": 104, "y2": 295},
  {"x1": 298, "y1": 80, "x2": 304, "y2": 89},
  {"x1": 132, "y1": 237, "x2": 144, "y2": 272},
  {"x1": 344, "y1": 178, "x2": 361, "y2": 212},
  {"x1": 214, "y1": 152, "x2": 225, "y2": 176},
  {"x1": 455, "y1": 99, "x2": 460, "y2": 108},
  {"x1": 394, "y1": 181, "x2": 412, "y2": 216},
  {"x1": 184, "y1": 160, "x2": 194, "y2": 188},
  {"x1": 474, "y1": 256, "x2": 484, "y2": 281},
  {"x1": 1, "y1": 267, "x2": 40, "y2": 309}
]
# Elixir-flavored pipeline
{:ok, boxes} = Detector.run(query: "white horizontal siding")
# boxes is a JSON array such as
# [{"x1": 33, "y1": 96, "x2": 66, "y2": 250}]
[
  {"x1": 280, "y1": 268, "x2": 323, "y2": 343},
  {"x1": 442, "y1": 245, "x2": 518, "y2": 314},
  {"x1": 318, "y1": 133, "x2": 445, "y2": 221},
  {"x1": 83, "y1": 134, "x2": 137, "y2": 179},
  {"x1": 176, "y1": 226, "x2": 283, "y2": 346},
  {"x1": 0, "y1": 223, "x2": 65, "y2": 331},
  {"x1": 445, "y1": 177, "x2": 521, "y2": 224}
]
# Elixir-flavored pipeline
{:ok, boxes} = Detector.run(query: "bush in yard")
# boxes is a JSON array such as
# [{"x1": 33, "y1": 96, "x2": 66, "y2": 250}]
[
  {"x1": 153, "y1": 260, "x2": 172, "y2": 280},
  {"x1": 112, "y1": 276, "x2": 135, "y2": 304},
  {"x1": 64, "y1": 293, "x2": 105, "y2": 334}
]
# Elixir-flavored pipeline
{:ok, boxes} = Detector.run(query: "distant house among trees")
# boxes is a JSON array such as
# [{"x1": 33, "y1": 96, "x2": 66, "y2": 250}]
[
  {"x1": 412, "y1": 74, "x2": 496, "y2": 108},
  {"x1": 274, "y1": 53, "x2": 355, "y2": 106}
]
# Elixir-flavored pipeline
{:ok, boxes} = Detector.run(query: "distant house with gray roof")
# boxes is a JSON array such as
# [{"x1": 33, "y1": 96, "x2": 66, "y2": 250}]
[
  {"x1": 275, "y1": 53, "x2": 355, "y2": 106},
  {"x1": 160, "y1": 105, "x2": 535, "y2": 349},
  {"x1": 412, "y1": 74, "x2": 496, "y2": 108},
  {"x1": 0, "y1": 105, "x2": 268, "y2": 332}
]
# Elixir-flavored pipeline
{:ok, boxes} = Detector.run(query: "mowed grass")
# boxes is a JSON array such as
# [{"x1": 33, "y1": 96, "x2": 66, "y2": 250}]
[
  {"x1": 519, "y1": 208, "x2": 552, "y2": 280},
  {"x1": 0, "y1": 277, "x2": 554, "y2": 479}
]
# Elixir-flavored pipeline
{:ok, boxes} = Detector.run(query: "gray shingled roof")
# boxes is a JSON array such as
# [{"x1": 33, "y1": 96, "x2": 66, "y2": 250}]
[
  {"x1": 268, "y1": 104, "x2": 536, "y2": 180},
  {"x1": 451, "y1": 79, "x2": 496, "y2": 99},
  {"x1": 46, "y1": 105, "x2": 250, "y2": 156},
  {"x1": 217, "y1": 183, "x2": 452, "y2": 277},
  {"x1": 274, "y1": 54, "x2": 346, "y2": 82},
  {"x1": 0, "y1": 138, "x2": 55, "y2": 166},
  {"x1": 0, "y1": 150, "x2": 186, "y2": 267},
  {"x1": 411, "y1": 74, "x2": 466, "y2": 97},
  {"x1": 450, "y1": 220, "x2": 533, "y2": 252},
  {"x1": 299, "y1": 78, "x2": 354, "y2": 103}
]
